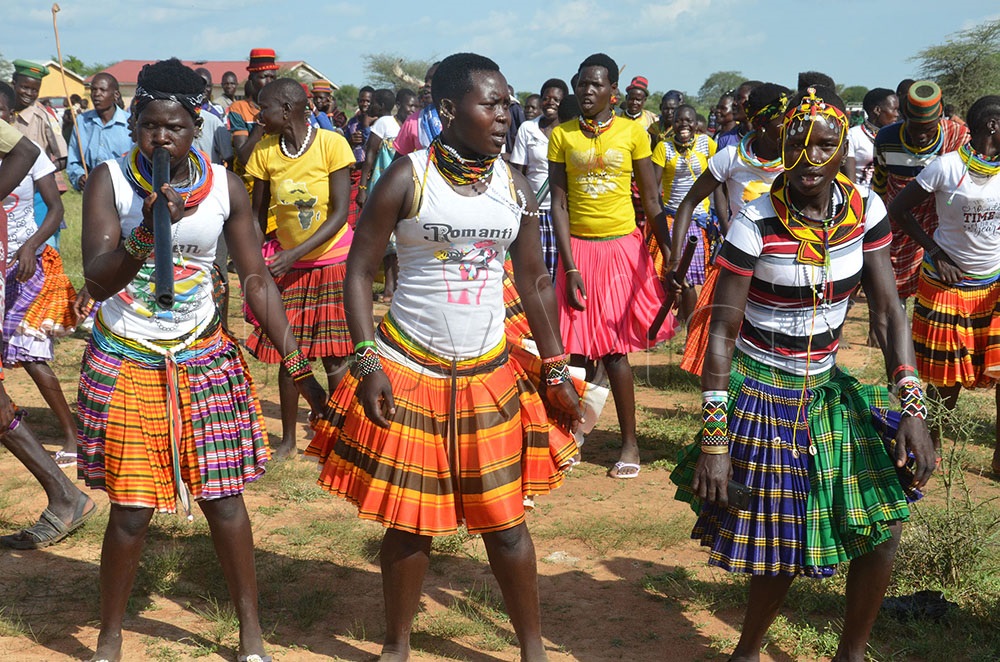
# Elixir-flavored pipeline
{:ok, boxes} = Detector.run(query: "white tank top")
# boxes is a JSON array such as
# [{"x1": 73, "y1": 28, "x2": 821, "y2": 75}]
[
  {"x1": 388, "y1": 149, "x2": 521, "y2": 360},
  {"x1": 99, "y1": 157, "x2": 228, "y2": 340}
]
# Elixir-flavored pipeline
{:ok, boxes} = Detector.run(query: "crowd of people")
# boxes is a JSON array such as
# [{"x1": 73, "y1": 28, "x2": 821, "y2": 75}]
[{"x1": 0, "y1": 46, "x2": 997, "y2": 662}]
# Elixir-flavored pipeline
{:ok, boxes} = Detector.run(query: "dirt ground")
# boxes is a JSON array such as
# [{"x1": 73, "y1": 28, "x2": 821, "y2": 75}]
[{"x1": 0, "y1": 295, "x2": 997, "y2": 662}]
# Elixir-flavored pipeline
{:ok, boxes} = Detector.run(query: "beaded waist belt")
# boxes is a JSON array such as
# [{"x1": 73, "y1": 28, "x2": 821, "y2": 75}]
[{"x1": 377, "y1": 312, "x2": 508, "y2": 378}]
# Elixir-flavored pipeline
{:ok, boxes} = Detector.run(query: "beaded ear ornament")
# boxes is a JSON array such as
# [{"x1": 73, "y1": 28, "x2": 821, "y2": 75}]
[{"x1": 780, "y1": 87, "x2": 848, "y2": 169}]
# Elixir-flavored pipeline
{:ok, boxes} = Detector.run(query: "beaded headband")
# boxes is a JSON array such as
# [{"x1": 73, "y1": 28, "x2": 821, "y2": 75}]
[
  {"x1": 780, "y1": 88, "x2": 848, "y2": 168},
  {"x1": 746, "y1": 93, "x2": 788, "y2": 129},
  {"x1": 134, "y1": 86, "x2": 205, "y2": 119}
]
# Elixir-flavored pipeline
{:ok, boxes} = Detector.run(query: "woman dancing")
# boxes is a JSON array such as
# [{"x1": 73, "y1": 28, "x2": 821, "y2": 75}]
[
  {"x1": 671, "y1": 87, "x2": 935, "y2": 661},
  {"x1": 304, "y1": 53, "x2": 581, "y2": 662},
  {"x1": 889, "y1": 95, "x2": 1000, "y2": 473},
  {"x1": 78, "y1": 59, "x2": 326, "y2": 662}
]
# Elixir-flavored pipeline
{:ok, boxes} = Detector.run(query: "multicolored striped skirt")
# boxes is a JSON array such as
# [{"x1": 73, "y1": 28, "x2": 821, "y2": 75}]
[
  {"x1": 3, "y1": 245, "x2": 76, "y2": 365},
  {"x1": 304, "y1": 314, "x2": 578, "y2": 536},
  {"x1": 557, "y1": 229, "x2": 676, "y2": 359},
  {"x1": 912, "y1": 264, "x2": 1000, "y2": 388},
  {"x1": 670, "y1": 351, "x2": 917, "y2": 578},
  {"x1": 680, "y1": 265, "x2": 720, "y2": 377},
  {"x1": 645, "y1": 211, "x2": 712, "y2": 286},
  {"x1": 887, "y1": 193, "x2": 937, "y2": 299},
  {"x1": 245, "y1": 259, "x2": 351, "y2": 363},
  {"x1": 77, "y1": 317, "x2": 268, "y2": 513}
]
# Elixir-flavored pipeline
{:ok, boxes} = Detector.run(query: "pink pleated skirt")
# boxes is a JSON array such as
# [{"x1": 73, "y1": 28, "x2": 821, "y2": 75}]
[{"x1": 556, "y1": 228, "x2": 677, "y2": 359}]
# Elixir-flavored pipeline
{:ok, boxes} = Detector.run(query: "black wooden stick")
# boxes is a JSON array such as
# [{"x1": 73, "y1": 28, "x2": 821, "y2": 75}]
[
  {"x1": 151, "y1": 147, "x2": 174, "y2": 310},
  {"x1": 647, "y1": 234, "x2": 698, "y2": 340}
]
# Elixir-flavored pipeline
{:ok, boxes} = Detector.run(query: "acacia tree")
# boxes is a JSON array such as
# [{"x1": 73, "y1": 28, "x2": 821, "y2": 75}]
[
  {"x1": 696, "y1": 70, "x2": 744, "y2": 107},
  {"x1": 913, "y1": 18, "x2": 1000, "y2": 115},
  {"x1": 361, "y1": 53, "x2": 434, "y2": 89}
]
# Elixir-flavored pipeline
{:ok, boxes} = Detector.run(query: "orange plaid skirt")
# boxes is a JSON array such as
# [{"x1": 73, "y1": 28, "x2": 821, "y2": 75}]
[
  {"x1": 912, "y1": 266, "x2": 1000, "y2": 389},
  {"x1": 304, "y1": 315, "x2": 577, "y2": 536}
]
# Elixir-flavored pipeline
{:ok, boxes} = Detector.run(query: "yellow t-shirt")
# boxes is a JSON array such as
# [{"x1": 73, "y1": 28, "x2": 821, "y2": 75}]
[
  {"x1": 548, "y1": 117, "x2": 652, "y2": 238},
  {"x1": 245, "y1": 130, "x2": 356, "y2": 261},
  {"x1": 0, "y1": 120, "x2": 25, "y2": 154},
  {"x1": 652, "y1": 134, "x2": 717, "y2": 214}
]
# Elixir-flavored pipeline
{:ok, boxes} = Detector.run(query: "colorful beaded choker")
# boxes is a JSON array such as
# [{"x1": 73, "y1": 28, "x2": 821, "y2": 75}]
[
  {"x1": 578, "y1": 114, "x2": 614, "y2": 136},
  {"x1": 123, "y1": 146, "x2": 213, "y2": 208},
  {"x1": 957, "y1": 143, "x2": 1000, "y2": 178},
  {"x1": 737, "y1": 131, "x2": 782, "y2": 172},
  {"x1": 770, "y1": 172, "x2": 864, "y2": 268},
  {"x1": 672, "y1": 134, "x2": 696, "y2": 153},
  {"x1": 900, "y1": 122, "x2": 942, "y2": 156},
  {"x1": 428, "y1": 138, "x2": 497, "y2": 187}
]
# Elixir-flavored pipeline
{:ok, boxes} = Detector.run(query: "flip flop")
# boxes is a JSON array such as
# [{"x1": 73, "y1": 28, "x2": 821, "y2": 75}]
[
  {"x1": 609, "y1": 461, "x2": 641, "y2": 479},
  {"x1": 237, "y1": 655, "x2": 273, "y2": 662},
  {"x1": 0, "y1": 494, "x2": 96, "y2": 550},
  {"x1": 54, "y1": 451, "x2": 77, "y2": 468}
]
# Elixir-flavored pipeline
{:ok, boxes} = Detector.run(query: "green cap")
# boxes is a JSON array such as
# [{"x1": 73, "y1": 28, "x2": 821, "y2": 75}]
[{"x1": 12, "y1": 60, "x2": 50, "y2": 80}]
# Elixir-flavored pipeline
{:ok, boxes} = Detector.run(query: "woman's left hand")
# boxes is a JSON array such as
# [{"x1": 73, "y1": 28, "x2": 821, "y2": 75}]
[
  {"x1": 896, "y1": 415, "x2": 936, "y2": 489},
  {"x1": 542, "y1": 381, "x2": 584, "y2": 434}
]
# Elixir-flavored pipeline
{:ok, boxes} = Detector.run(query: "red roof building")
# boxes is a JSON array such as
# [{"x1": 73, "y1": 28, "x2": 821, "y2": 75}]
[{"x1": 91, "y1": 59, "x2": 336, "y2": 102}]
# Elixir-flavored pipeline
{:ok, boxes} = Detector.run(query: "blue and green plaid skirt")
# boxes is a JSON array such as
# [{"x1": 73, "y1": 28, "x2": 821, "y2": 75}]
[{"x1": 671, "y1": 351, "x2": 920, "y2": 578}]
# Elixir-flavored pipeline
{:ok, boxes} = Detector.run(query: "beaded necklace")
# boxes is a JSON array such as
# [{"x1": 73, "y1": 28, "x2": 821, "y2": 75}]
[
  {"x1": 861, "y1": 121, "x2": 878, "y2": 142},
  {"x1": 957, "y1": 143, "x2": 1000, "y2": 177},
  {"x1": 737, "y1": 131, "x2": 782, "y2": 172},
  {"x1": 280, "y1": 122, "x2": 314, "y2": 159},
  {"x1": 428, "y1": 138, "x2": 497, "y2": 187},
  {"x1": 578, "y1": 113, "x2": 614, "y2": 137},
  {"x1": 770, "y1": 172, "x2": 865, "y2": 268},
  {"x1": 624, "y1": 110, "x2": 642, "y2": 120},
  {"x1": 947, "y1": 142, "x2": 1000, "y2": 205},
  {"x1": 900, "y1": 122, "x2": 942, "y2": 156},
  {"x1": 124, "y1": 146, "x2": 213, "y2": 208}
]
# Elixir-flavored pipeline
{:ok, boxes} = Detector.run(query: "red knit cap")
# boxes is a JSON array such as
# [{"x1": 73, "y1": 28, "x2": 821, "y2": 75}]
[{"x1": 247, "y1": 48, "x2": 278, "y2": 73}]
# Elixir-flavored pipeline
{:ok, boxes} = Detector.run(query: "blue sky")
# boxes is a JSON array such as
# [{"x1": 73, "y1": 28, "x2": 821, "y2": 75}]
[{"x1": 8, "y1": 0, "x2": 998, "y2": 100}]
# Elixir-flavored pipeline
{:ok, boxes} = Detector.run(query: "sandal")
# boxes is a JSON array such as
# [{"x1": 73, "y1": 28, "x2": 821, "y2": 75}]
[
  {"x1": 609, "y1": 461, "x2": 641, "y2": 479},
  {"x1": 55, "y1": 451, "x2": 77, "y2": 468},
  {"x1": 0, "y1": 494, "x2": 96, "y2": 549}
]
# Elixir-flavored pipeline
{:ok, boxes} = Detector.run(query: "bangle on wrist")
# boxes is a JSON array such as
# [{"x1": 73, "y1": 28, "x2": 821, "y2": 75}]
[
  {"x1": 564, "y1": 268, "x2": 580, "y2": 275},
  {"x1": 123, "y1": 224, "x2": 155, "y2": 260},
  {"x1": 353, "y1": 345, "x2": 384, "y2": 379},
  {"x1": 898, "y1": 380, "x2": 928, "y2": 420},
  {"x1": 699, "y1": 444, "x2": 729, "y2": 455},
  {"x1": 542, "y1": 354, "x2": 571, "y2": 387},
  {"x1": 281, "y1": 348, "x2": 313, "y2": 382}
]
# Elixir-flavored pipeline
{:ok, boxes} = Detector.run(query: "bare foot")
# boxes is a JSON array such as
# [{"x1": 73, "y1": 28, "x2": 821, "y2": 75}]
[
  {"x1": 91, "y1": 630, "x2": 123, "y2": 662},
  {"x1": 271, "y1": 439, "x2": 298, "y2": 461}
]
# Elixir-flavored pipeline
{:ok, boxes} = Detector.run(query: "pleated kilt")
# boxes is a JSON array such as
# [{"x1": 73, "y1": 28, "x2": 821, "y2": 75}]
[
  {"x1": 245, "y1": 260, "x2": 351, "y2": 363},
  {"x1": 3, "y1": 245, "x2": 76, "y2": 364},
  {"x1": 911, "y1": 263, "x2": 1000, "y2": 389},
  {"x1": 680, "y1": 265, "x2": 720, "y2": 377},
  {"x1": 304, "y1": 313, "x2": 578, "y2": 537},
  {"x1": 77, "y1": 317, "x2": 268, "y2": 512},
  {"x1": 557, "y1": 229, "x2": 676, "y2": 359},
  {"x1": 670, "y1": 351, "x2": 918, "y2": 578}
]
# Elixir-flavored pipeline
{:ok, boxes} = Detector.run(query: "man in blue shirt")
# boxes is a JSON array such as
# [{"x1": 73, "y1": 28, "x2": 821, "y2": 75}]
[{"x1": 67, "y1": 73, "x2": 131, "y2": 191}]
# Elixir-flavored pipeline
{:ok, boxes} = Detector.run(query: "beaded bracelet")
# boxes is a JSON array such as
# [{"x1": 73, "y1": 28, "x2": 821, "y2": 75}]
[
  {"x1": 701, "y1": 397, "x2": 729, "y2": 451},
  {"x1": 123, "y1": 224, "x2": 155, "y2": 260},
  {"x1": 353, "y1": 345, "x2": 384, "y2": 380},
  {"x1": 897, "y1": 377, "x2": 928, "y2": 420},
  {"x1": 281, "y1": 348, "x2": 313, "y2": 382},
  {"x1": 542, "y1": 354, "x2": 571, "y2": 387},
  {"x1": 891, "y1": 364, "x2": 918, "y2": 381},
  {"x1": 355, "y1": 340, "x2": 376, "y2": 352}
]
